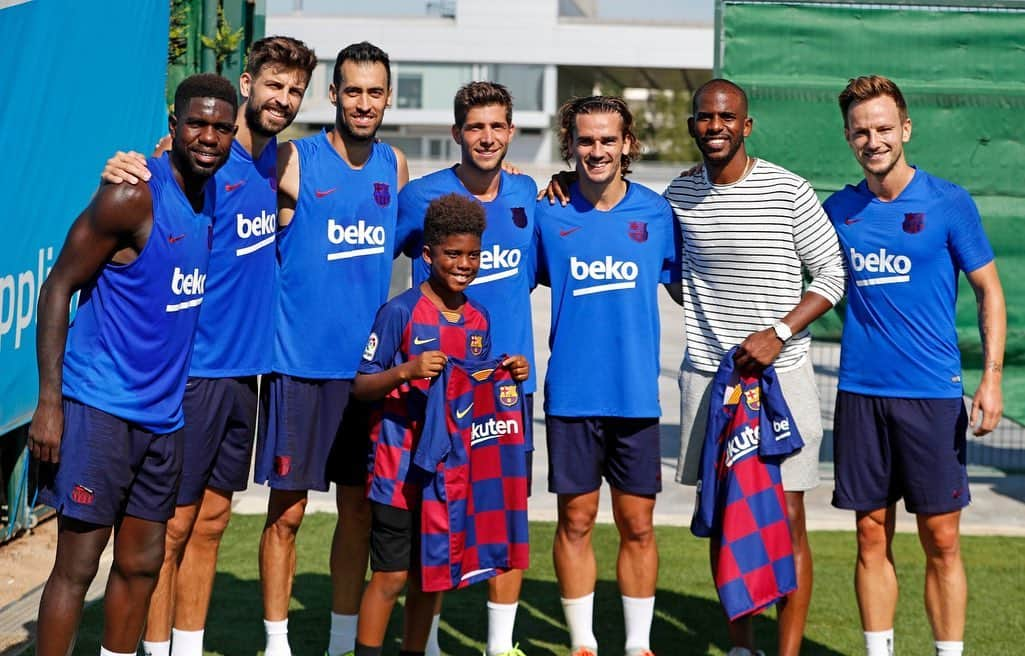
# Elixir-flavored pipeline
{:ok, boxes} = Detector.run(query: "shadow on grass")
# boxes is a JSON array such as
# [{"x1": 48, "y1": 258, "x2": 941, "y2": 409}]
[{"x1": 57, "y1": 573, "x2": 845, "y2": 656}]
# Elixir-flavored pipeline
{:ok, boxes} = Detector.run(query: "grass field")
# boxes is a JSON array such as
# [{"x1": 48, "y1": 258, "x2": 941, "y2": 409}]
[{"x1": 51, "y1": 514, "x2": 1024, "y2": 655}]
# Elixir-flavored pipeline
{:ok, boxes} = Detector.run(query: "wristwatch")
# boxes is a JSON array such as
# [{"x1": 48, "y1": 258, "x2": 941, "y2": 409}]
[{"x1": 772, "y1": 321, "x2": 793, "y2": 343}]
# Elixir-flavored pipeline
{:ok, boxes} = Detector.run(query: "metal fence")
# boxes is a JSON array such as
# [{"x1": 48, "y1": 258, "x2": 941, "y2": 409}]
[{"x1": 809, "y1": 342, "x2": 1025, "y2": 472}]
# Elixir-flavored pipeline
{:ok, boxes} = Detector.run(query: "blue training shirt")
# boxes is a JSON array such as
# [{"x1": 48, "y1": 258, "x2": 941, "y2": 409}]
[
  {"x1": 190, "y1": 138, "x2": 277, "y2": 377},
  {"x1": 274, "y1": 131, "x2": 398, "y2": 378},
  {"x1": 535, "y1": 181, "x2": 681, "y2": 417},
  {"x1": 823, "y1": 168, "x2": 994, "y2": 398},
  {"x1": 62, "y1": 154, "x2": 213, "y2": 433},
  {"x1": 395, "y1": 167, "x2": 539, "y2": 393}
]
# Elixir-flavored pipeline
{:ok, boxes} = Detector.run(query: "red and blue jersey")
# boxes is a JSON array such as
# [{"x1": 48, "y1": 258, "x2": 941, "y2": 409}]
[
  {"x1": 414, "y1": 357, "x2": 530, "y2": 592},
  {"x1": 691, "y1": 348, "x2": 804, "y2": 620},
  {"x1": 358, "y1": 286, "x2": 491, "y2": 509}
]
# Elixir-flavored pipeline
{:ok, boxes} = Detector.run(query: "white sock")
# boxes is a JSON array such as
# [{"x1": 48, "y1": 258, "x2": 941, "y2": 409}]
[
  {"x1": 425, "y1": 613, "x2": 442, "y2": 656},
  {"x1": 99, "y1": 648, "x2": 136, "y2": 656},
  {"x1": 264, "y1": 618, "x2": 292, "y2": 656},
  {"x1": 170, "y1": 628, "x2": 204, "y2": 656},
  {"x1": 935, "y1": 641, "x2": 964, "y2": 656},
  {"x1": 560, "y1": 593, "x2": 598, "y2": 650},
  {"x1": 141, "y1": 640, "x2": 170, "y2": 656},
  {"x1": 327, "y1": 612, "x2": 358, "y2": 656},
  {"x1": 486, "y1": 601, "x2": 519, "y2": 655},
  {"x1": 622, "y1": 595, "x2": 655, "y2": 652},
  {"x1": 865, "y1": 629, "x2": 894, "y2": 656}
]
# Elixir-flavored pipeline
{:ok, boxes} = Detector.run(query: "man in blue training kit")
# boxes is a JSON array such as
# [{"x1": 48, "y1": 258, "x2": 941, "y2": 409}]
[
  {"x1": 824, "y1": 75, "x2": 1006, "y2": 656},
  {"x1": 101, "y1": 37, "x2": 318, "y2": 656},
  {"x1": 395, "y1": 80, "x2": 537, "y2": 656},
  {"x1": 534, "y1": 96, "x2": 680, "y2": 656},
  {"x1": 258, "y1": 41, "x2": 410, "y2": 656},
  {"x1": 28, "y1": 74, "x2": 237, "y2": 656}
]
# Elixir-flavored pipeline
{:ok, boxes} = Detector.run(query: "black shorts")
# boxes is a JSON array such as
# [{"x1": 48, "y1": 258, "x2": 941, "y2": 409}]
[{"x1": 370, "y1": 501, "x2": 419, "y2": 573}]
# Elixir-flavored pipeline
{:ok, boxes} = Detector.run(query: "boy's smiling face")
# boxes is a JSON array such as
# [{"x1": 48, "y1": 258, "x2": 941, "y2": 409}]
[{"x1": 423, "y1": 232, "x2": 482, "y2": 294}]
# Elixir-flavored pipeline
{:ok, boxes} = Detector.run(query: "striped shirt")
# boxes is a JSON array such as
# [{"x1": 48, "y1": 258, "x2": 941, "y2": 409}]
[{"x1": 664, "y1": 158, "x2": 845, "y2": 373}]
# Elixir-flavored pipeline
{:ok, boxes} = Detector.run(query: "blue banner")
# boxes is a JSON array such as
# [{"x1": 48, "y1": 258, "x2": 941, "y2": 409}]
[{"x1": 0, "y1": 0, "x2": 170, "y2": 434}]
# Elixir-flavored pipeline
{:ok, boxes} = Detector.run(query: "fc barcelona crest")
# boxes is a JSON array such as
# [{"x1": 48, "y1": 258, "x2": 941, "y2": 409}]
[
  {"x1": 499, "y1": 385, "x2": 519, "y2": 406},
  {"x1": 628, "y1": 221, "x2": 648, "y2": 243},
  {"x1": 373, "y1": 182, "x2": 391, "y2": 207},
  {"x1": 743, "y1": 387, "x2": 761, "y2": 412},
  {"x1": 511, "y1": 207, "x2": 528, "y2": 228},
  {"x1": 902, "y1": 212, "x2": 925, "y2": 234},
  {"x1": 469, "y1": 334, "x2": 484, "y2": 356}
]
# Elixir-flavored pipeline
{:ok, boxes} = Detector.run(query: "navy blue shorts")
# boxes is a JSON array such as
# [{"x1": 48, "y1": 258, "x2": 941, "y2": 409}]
[
  {"x1": 546, "y1": 415, "x2": 661, "y2": 496},
  {"x1": 178, "y1": 376, "x2": 258, "y2": 505},
  {"x1": 832, "y1": 391, "x2": 970, "y2": 514},
  {"x1": 255, "y1": 374, "x2": 370, "y2": 491},
  {"x1": 38, "y1": 398, "x2": 184, "y2": 525}
]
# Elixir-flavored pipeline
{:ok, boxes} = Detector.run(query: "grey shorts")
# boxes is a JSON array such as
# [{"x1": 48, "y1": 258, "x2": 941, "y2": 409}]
[{"x1": 676, "y1": 356, "x2": 823, "y2": 491}]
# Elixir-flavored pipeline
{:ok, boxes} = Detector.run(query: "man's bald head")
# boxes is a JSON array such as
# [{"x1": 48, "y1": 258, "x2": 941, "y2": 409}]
[{"x1": 691, "y1": 78, "x2": 749, "y2": 116}]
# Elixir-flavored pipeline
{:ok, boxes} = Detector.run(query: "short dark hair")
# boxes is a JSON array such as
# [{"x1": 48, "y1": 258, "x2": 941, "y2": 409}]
[
  {"x1": 691, "y1": 78, "x2": 749, "y2": 115},
  {"x1": 423, "y1": 193, "x2": 486, "y2": 247},
  {"x1": 557, "y1": 95, "x2": 641, "y2": 173},
  {"x1": 838, "y1": 75, "x2": 909, "y2": 128},
  {"x1": 245, "y1": 35, "x2": 317, "y2": 83},
  {"x1": 333, "y1": 41, "x2": 391, "y2": 89},
  {"x1": 174, "y1": 73, "x2": 238, "y2": 118},
  {"x1": 454, "y1": 81, "x2": 513, "y2": 127}
]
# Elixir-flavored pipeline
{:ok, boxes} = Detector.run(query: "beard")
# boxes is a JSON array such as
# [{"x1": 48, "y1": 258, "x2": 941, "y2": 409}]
[{"x1": 245, "y1": 99, "x2": 294, "y2": 138}]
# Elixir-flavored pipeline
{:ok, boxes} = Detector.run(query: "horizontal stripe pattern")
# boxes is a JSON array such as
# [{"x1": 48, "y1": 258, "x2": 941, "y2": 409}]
[{"x1": 664, "y1": 159, "x2": 845, "y2": 373}]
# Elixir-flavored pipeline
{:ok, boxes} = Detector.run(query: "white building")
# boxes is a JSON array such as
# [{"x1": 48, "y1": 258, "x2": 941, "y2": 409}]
[{"x1": 267, "y1": 0, "x2": 713, "y2": 163}]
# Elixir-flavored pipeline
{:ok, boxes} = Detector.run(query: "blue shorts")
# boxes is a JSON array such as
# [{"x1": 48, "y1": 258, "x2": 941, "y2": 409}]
[
  {"x1": 546, "y1": 415, "x2": 661, "y2": 496},
  {"x1": 38, "y1": 398, "x2": 184, "y2": 525},
  {"x1": 178, "y1": 376, "x2": 258, "y2": 505},
  {"x1": 255, "y1": 374, "x2": 370, "y2": 491},
  {"x1": 832, "y1": 391, "x2": 970, "y2": 514}
]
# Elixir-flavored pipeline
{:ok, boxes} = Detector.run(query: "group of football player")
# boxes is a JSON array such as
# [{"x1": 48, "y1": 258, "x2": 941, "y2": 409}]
[{"x1": 26, "y1": 32, "x2": 1004, "y2": 656}]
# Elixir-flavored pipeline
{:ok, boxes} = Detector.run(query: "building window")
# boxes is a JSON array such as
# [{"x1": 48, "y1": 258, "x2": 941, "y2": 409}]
[
  {"x1": 397, "y1": 74, "x2": 423, "y2": 109},
  {"x1": 492, "y1": 64, "x2": 545, "y2": 112}
]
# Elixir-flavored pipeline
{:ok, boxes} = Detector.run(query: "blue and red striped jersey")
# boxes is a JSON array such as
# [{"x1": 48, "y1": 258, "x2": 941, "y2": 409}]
[
  {"x1": 414, "y1": 357, "x2": 530, "y2": 592},
  {"x1": 691, "y1": 348, "x2": 804, "y2": 620},
  {"x1": 358, "y1": 286, "x2": 491, "y2": 509}
]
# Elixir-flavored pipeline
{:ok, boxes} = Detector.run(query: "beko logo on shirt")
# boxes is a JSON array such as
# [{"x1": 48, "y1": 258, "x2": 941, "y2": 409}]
[
  {"x1": 235, "y1": 210, "x2": 276, "y2": 256},
  {"x1": 167, "y1": 267, "x2": 205, "y2": 312},
  {"x1": 470, "y1": 417, "x2": 520, "y2": 446},
  {"x1": 569, "y1": 256, "x2": 638, "y2": 296},
  {"x1": 849, "y1": 248, "x2": 911, "y2": 287},
  {"x1": 327, "y1": 219, "x2": 386, "y2": 261},
  {"x1": 473, "y1": 246, "x2": 521, "y2": 285}
]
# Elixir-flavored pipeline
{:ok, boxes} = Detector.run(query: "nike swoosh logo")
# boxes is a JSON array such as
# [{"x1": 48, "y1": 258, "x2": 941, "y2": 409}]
[
  {"x1": 315, "y1": 188, "x2": 337, "y2": 198},
  {"x1": 456, "y1": 404, "x2": 473, "y2": 419},
  {"x1": 168, "y1": 234, "x2": 186, "y2": 243},
  {"x1": 224, "y1": 180, "x2": 246, "y2": 192},
  {"x1": 413, "y1": 337, "x2": 437, "y2": 345},
  {"x1": 845, "y1": 217, "x2": 861, "y2": 225},
  {"x1": 559, "y1": 226, "x2": 582, "y2": 237}
]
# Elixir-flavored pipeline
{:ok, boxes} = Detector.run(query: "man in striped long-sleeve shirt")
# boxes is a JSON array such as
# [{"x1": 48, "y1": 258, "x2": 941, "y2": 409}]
[{"x1": 666, "y1": 79, "x2": 846, "y2": 656}]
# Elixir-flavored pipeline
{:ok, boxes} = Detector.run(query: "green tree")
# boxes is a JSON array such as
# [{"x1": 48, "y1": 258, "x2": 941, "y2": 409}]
[
  {"x1": 635, "y1": 89, "x2": 700, "y2": 164},
  {"x1": 200, "y1": 3, "x2": 244, "y2": 75},
  {"x1": 167, "y1": 0, "x2": 190, "y2": 65}
]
